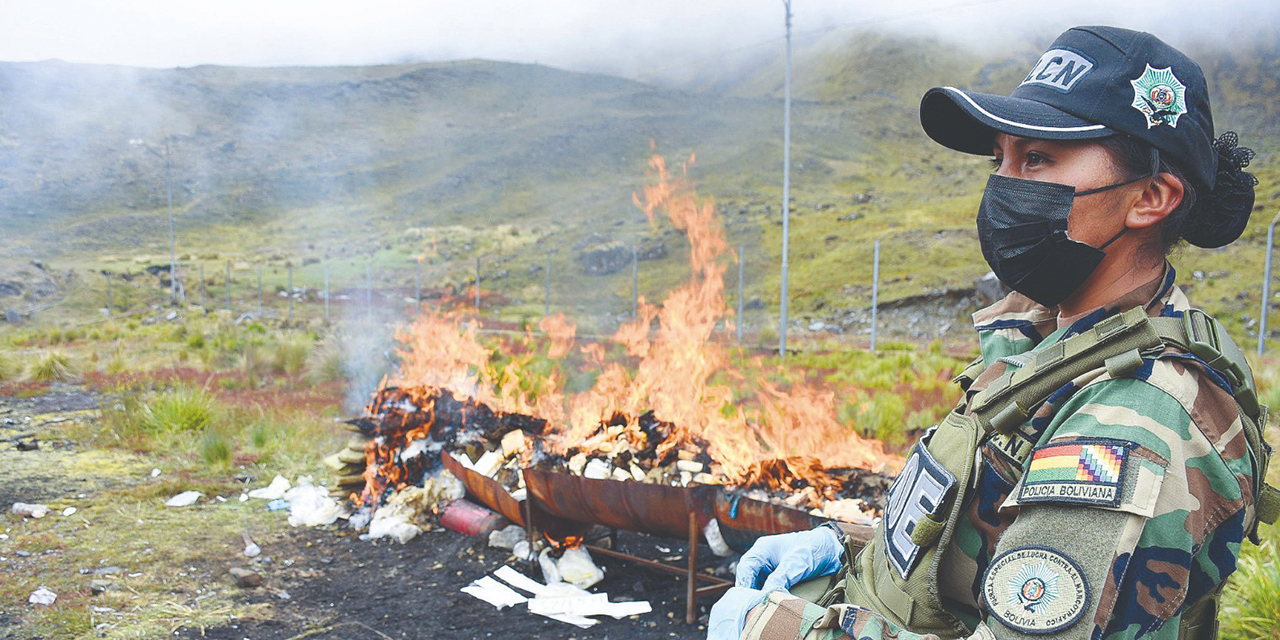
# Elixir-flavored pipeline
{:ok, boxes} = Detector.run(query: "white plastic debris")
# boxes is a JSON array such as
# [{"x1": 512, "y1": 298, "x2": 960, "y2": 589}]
[
  {"x1": 704, "y1": 519, "x2": 733, "y2": 557},
  {"x1": 364, "y1": 475, "x2": 461, "y2": 543},
  {"x1": 242, "y1": 533, "x2": 261, "y2": 558},
  {"x1": 248, "y1": 475, "x2": 291, "y2": 500},
  {"x1": 60, "y1": 507, "x2": 77, "y2": 517},
  {"x1": 11, "y1": 503, "x2": 50, "y2": 518},
  {"x1": 556, "y1": 546, "x2": 605, "y2": 589},
  {"x1": 582, "y1": 459, "x2": 612, "y2": 480},
  {"x1": 150, "y1": 468, "x2": 162, "y2": 478},
  {"x1": 283, "y1": 480, "x2": 343, "y2": 527},
  {"x1": 488, "y1": 524, "x2": 526, "y2": 550},
  {"x1": 28, "y1": 586, "x2": 56, "y2": 606},
  {"x1": 489, "y1": 565, "x2": 648, "y2": 628},
  {"x1": 473, "y1": 450, "x2": 503, "y2": 477},
  {"x1": 461, "y1": 575, "x2": 528, "y2": 609},
  {"x1": 366, "y1": 508, "x2": 422, "y2": 544},
  {"x1": 238, "y1": 493, "x2": 249, "y2": 503},
  {"x1": 164, "y1": 491, "x2": 202, "y2": 508},
  {"x1": 527, "y1": 593, "x2": 652, "y2": 619},
  {"x1": 538, "y1": 548, "x2": 562, "y2": 585},
  {"x1": 512, "y1": 540, "x2": 534, "y2": 562}
]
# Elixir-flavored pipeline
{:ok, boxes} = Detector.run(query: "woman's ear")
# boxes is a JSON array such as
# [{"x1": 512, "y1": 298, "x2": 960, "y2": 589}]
[{"x1": 1126, "y1": 172, "x2": 1185, "y2": 229}]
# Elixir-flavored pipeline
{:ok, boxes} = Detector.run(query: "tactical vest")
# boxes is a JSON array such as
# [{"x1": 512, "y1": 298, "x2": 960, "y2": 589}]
[{"x1": 832, "y1": 307, "x2": 1280, "y2": 639}]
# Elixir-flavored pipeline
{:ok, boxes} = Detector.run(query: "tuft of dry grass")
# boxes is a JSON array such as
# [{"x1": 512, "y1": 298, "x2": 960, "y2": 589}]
[{"x1": 26, "y1": 351, "x2": 79, "y2": 383}]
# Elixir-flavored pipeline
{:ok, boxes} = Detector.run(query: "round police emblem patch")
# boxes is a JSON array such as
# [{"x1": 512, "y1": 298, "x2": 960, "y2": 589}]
[{"x1": 982, "y1": 546, "x2": 1089, "y2": 634}]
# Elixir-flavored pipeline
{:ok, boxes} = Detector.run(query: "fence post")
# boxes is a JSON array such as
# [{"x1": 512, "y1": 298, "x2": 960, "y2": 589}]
[
  {"x1": 225, "y1": 262, "x2": 232, "y2": 313},
  {"x1": 737, "y1": 246, "x2": 745, "y2": 345},
  {"x1": 870, "y1": 240, "x2": 880, "y2": 353},
  {"x1": 287, "y1": 263, "x2": 294, "y2": 324},
  {"x1": 106, "y1": 275, "x2": 113, "y2": 316},
  {"x1": 544, "y1": 253, "x2": 551, "y2": 318},
  {"x1": 1259, "y1": 211, "x2": 1280, "y2": 356},
  {"x1": 257, "y1": 267, "x2": 263, "y2": 316}
]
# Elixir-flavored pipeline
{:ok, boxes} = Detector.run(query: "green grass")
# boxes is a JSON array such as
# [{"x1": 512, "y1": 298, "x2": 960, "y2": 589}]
[
  {"x1": 0, "y1": 352, "x2": 17, "y2": 381},
  {"x1": 141, "y1": 385, "x2": 216, "y2": 433},
  {"x1": 1223, "y1": 539, "x2": 1280, "y2": 639},
  {"x1": 271, "y1": 332, "x2": 311, "y2": 376}
]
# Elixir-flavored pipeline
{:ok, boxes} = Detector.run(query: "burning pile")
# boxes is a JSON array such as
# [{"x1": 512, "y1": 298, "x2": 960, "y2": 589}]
[{"x1": 345, "y1": 151, "x2": 903, "y2": 528}]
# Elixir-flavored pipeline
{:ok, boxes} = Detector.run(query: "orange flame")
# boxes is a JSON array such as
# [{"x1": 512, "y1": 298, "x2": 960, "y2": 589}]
[{"x1": 378, "y1": 149, "x2": 902, "y2": 509}]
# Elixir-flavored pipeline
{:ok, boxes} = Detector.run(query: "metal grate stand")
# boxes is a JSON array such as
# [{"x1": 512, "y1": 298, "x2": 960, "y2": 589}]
[{"x1": 520, "y1": 503, "x2": 730, "y2": 624}]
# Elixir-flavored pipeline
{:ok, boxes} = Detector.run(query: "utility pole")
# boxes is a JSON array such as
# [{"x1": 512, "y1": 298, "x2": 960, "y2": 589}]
[
  {"x1": 165, "y1": 140, "x2": 177, "y2": 305},
  {"x1": 141, "y1": 138, "x2": 178, "y2": 304},
  {"x1": 737, "y1": 246, "x2": 745, "y2": 345},
  {"x1": 544, "y1": 252, "x2": 552, "y2": 318},
  {"x1": 778, "y1": 0, "x2": 793, "y2": 356}
]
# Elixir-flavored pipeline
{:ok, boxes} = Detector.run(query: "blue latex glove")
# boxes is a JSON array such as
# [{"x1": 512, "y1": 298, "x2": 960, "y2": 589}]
[
  {"x1": 707, "y1": 586, "x2": 769, "y2": 640},
  {"x1": 734, "y1": 527, "x2": 843, "y2": 593}
]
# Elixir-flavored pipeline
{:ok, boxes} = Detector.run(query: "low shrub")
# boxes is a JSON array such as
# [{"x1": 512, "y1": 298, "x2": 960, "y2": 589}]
[
  {"x1": 0, "y1": 353, "x2": 17, "y2": 381},
  {"x1": 271, "y1": 333, "x2": 311, "y2": 376},
  {"x1": 27, "y1": 351, "x2": 79, "y2": 383},
  {"x1": 199, "y1": 429, "x2": 232, "y2": 467},
  {"x1": 305, "y1": 332, "x2": 346, "y2": 383},
  {"x1": 141, "y1": 385, "x2": 216, "y2": 433}
]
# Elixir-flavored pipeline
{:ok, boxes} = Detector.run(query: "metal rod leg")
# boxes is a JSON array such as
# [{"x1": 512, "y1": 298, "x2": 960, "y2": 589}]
[
  {"x1": 522, "y1": 499, "x2": 537, "y2": 573},
  {"x1": 687, "y1": 511, "x2": 698, "y2": 624}
]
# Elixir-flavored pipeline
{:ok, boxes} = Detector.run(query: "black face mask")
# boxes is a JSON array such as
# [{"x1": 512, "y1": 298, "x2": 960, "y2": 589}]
[{"x1": 977, "y1": 170, "x2": 1152, "y2": 308}]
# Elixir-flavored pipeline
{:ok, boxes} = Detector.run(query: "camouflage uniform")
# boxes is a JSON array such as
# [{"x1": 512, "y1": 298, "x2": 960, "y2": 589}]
[{"x1": 740, "y1": 264, "x2": 1260, "y2": 640}]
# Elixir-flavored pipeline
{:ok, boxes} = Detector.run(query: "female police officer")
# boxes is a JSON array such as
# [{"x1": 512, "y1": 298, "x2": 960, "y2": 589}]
[{"x1": 709, "y1": 25, "x2": 1274, "y2": 640}]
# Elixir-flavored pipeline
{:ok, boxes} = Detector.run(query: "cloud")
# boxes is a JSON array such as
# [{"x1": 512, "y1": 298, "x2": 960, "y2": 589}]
[{"x1": 0, "y1": 0, "x2": 1275, "y2": 78}]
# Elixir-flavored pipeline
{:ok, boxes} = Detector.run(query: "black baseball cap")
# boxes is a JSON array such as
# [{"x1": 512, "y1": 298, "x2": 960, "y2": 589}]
[{"x1": 920, "y1": 26, "x2": 1216, "y2": 190}]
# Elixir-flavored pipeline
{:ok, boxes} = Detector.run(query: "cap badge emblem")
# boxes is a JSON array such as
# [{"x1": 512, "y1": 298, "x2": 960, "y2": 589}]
[{"x1": 1130, "y1": 65, "x2": 1187, "y2": 129}]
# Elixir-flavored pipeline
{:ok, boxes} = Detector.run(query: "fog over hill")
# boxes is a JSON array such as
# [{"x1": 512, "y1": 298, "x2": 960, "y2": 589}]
[{"x1": 1, "y1": 28, "x2": 1277, "y2": 332}]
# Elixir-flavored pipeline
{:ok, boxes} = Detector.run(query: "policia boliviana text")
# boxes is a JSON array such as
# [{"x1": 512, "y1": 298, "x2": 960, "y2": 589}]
[{"x1": 709, "y1": 25, "x2": 1280, "y2": 640}]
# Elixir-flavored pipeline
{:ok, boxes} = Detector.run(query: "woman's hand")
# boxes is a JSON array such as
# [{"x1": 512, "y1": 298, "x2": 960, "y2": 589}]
[
  {"x1": 707, "y1": 586, "x2": 768, "y2": 640},
  {"x1": 733, "y1": 527, "x2": 844, "y2": 592}
]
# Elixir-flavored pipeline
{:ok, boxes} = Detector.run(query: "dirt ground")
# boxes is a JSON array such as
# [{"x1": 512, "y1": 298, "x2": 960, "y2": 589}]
[
  {"x1": 0, "y1": 388, "x2": 719, "y2": 640},
  {"x1": 174, "y1": 527, "x2": 718, "y2": 640}
]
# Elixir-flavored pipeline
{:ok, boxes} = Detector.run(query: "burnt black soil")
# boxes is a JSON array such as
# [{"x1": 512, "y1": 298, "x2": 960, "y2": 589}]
[{"x1": 176, "y1": 524, "x2": 720, "y2": 640}]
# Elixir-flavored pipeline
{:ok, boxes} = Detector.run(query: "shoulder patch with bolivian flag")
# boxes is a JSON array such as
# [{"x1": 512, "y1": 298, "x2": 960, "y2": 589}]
[{"x1": 1017, "y1": 438, "x2": 1135, "y2": 507}]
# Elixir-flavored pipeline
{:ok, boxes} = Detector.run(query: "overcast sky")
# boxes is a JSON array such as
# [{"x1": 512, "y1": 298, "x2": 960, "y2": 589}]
[{"x1": 1, "y1": 0, "x2": 1276, "y2": 79}]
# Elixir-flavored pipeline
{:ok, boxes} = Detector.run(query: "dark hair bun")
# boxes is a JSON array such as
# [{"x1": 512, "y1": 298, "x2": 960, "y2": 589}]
[{"x1": 1184, "y1": 132, "x2": 1259, "y2": 248}]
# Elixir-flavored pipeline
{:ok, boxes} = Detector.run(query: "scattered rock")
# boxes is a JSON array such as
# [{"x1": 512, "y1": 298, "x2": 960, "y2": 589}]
[
  {"x1": 575, "y1": 241, "x2": 631, "y2": 276},
  {"x1": 93, "y1": 566, "x2": 123, "y2": 576},
  {"x1": 11, "y1": 503, "x2": 50, "y2": 518},
  {"x1": 89, "y1": 579, "x2": 113, "y2": 595},
  {"x1": 28, "y1": 586, "x2": 57, "y2": 606},
  {"x1": 164, "y1": 491, "x2": 203, "y2": 507},
  {"x1": 229, "y1": 567, "x2": 262, "y2": 588}
]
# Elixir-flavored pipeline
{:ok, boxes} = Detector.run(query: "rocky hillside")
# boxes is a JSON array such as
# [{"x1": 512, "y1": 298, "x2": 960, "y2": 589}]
[{"x1": 1, "y1": 29, "x2": 1277, "y2": 339}]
